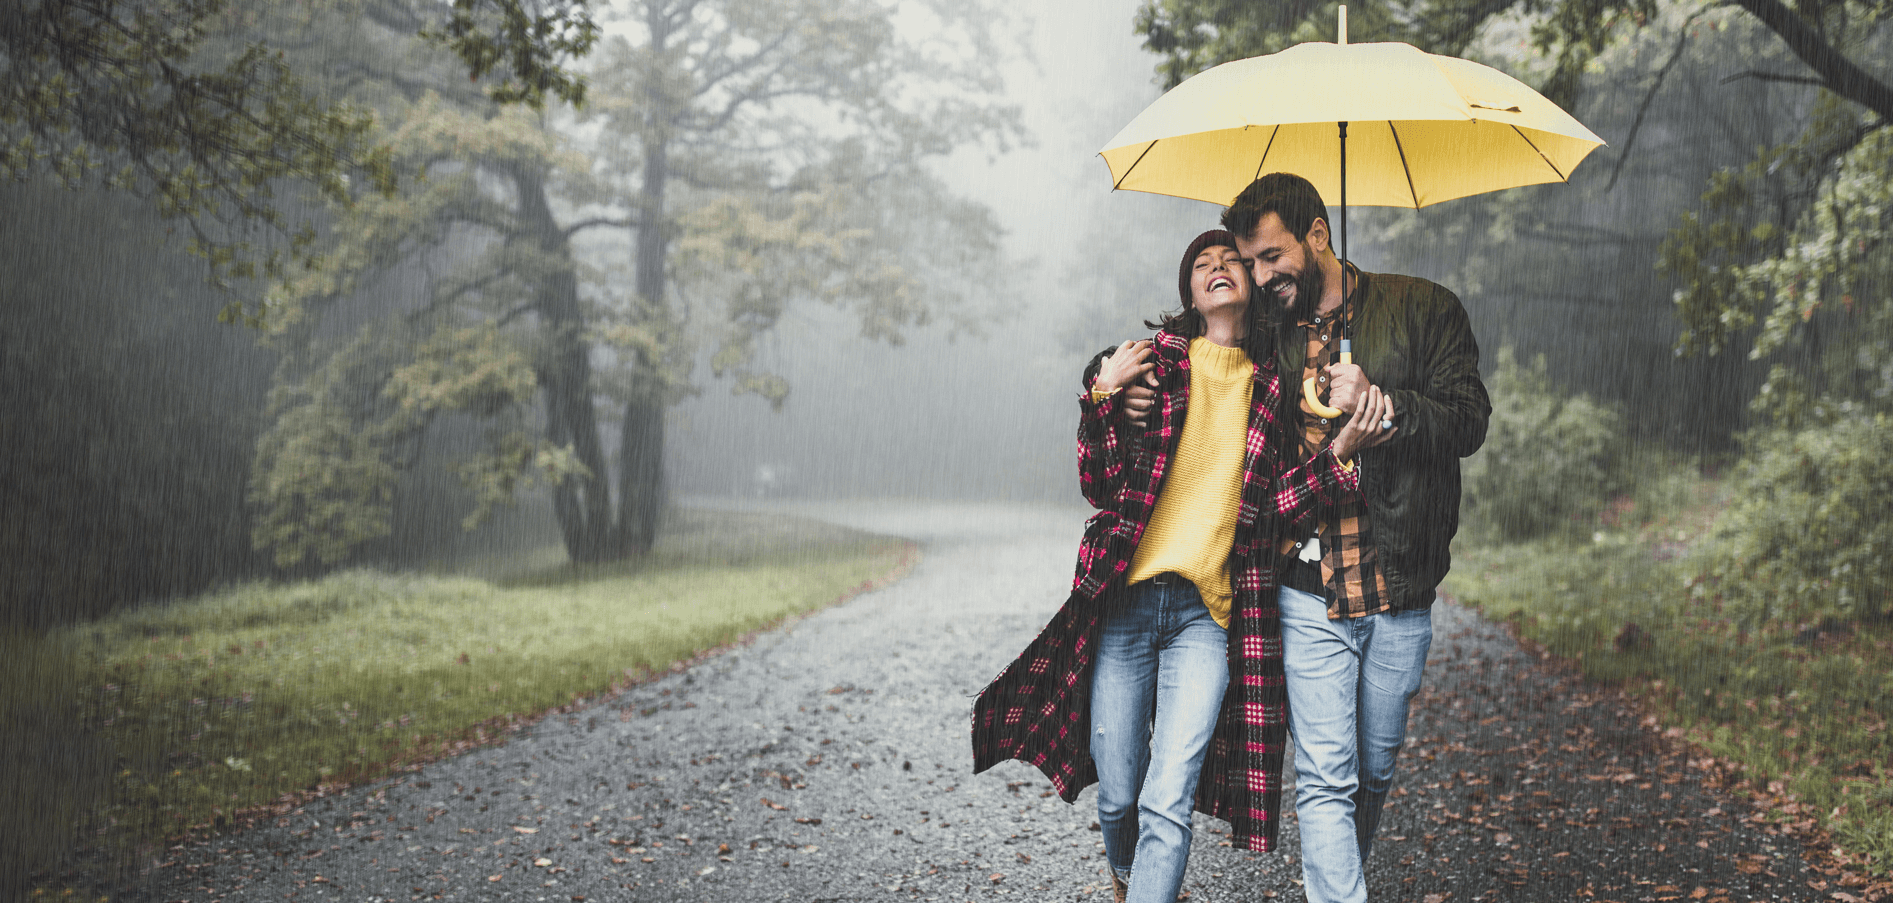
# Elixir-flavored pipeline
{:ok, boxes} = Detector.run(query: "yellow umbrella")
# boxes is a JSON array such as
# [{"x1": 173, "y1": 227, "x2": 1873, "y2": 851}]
[
  {"x1": 1098, "y1": 20, "x2": 1604, "y2": 207},
  {"x1": 1098, "y1": 7, "x2": 1603, "y2": 416}
]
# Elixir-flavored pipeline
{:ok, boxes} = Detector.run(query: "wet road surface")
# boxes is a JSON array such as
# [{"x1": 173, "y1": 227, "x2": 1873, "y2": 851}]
[{"x1": 126, "y1": 502, "x2": 1821, "y2": 903}]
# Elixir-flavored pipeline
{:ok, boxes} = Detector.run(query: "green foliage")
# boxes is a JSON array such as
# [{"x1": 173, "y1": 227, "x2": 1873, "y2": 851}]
[
  {"x1": 250, "y1": 319, "x2": 563, "y2": 568},
  {"x1": 0, "y1": 0, "x2": 610, "y2": 301},
  {"x1": 8, "y1": 510, "x2": 906, "y2": 890},
  {"x1": 419, "y1": 0, "x2": 599, "y2": 108},
  {"x1": 1132, "y1": 0, "x2": 1655, "y2": 101},
  {"x1": 1461, "y1": 348, "x2": 1623, "y2": 541},
  {"x1": 1694, "y1": 415, "x2": 1893, "y2": 626},
  {"x1": 1662, "y1": 110, "x2": 1893, "y2": 428}
]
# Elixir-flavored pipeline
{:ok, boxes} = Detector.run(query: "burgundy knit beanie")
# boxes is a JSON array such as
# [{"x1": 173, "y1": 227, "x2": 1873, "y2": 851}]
[{"x1": 1177, "y1": 229, "x2": 1238, "y2": 309}]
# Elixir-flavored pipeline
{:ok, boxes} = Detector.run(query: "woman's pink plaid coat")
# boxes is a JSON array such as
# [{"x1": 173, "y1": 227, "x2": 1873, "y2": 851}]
[{"x1": 971, "y1": 329, "x2": 1360, "y2": 852}]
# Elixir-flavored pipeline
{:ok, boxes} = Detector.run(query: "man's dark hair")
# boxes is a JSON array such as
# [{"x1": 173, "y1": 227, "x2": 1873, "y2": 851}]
[{"x1": 1221, "y1": 172, "x2": 1329, "y2": 243}]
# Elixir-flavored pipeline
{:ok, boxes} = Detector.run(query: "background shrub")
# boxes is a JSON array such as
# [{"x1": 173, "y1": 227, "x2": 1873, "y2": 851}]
[
  {"x1": 1462, "y1": 348, "x2": 1624, "y2": 541},
  {"x1": 1695, "y1": 414, "x2": 1893, "y2": 627}
]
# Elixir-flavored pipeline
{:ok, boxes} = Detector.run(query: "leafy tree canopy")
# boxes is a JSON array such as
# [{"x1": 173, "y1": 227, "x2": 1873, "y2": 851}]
[{"x1": 1, "y1": 0, "x2": 596, "y2": 304}]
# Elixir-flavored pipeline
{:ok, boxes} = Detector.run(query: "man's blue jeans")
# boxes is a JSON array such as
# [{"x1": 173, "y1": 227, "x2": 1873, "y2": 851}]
[
  {"x1": 1279, "y1": 586, "x2": 1432, "y2": 903},
  {"x1": 1090, "y1": 578, "x2": 1228, "y2": 903}
]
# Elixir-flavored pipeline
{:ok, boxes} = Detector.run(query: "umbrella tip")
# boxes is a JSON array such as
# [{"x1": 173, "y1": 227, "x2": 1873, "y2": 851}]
[{"x1": 1338, "y1": 5, "x2": 1347, "y2": 45}]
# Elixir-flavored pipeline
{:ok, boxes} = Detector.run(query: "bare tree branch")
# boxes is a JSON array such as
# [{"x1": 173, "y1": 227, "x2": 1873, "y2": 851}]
[
  {"x1": 561, "y1": 216, "x2": 639, "y2": 238},
  {"x1": 1719, "y1": 69, "x2": 1828, "y2": 87},
  {"x1": 1607, "y1": 10, "x2": 1708, "y2": 192},
  {"x1": 1726, "y1": 0, "x2": 1893, "y2": 121}
]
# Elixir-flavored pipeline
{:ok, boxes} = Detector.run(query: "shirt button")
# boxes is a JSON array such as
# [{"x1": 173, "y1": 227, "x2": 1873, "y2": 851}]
[
  {"x1": 1318, "y1": 376, "x2": 1327, "y2": 383},
  {"x1": 1320, "y1": 335, "x2": 1328, "y2": 342}
]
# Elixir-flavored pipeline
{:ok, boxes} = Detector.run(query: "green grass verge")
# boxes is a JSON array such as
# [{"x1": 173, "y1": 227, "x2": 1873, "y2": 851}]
[
  {"x1": 4, "y1": 509, "x2": 910, "y2": 889},
  {"x1": 1446, "y1": 523, "x2": 1893, "y2": 874}
]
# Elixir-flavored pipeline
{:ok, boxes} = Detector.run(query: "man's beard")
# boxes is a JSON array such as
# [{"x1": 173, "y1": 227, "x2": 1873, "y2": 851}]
[{"x1": 1264, "y1": 258, "x2": 1325, "y2": 329}]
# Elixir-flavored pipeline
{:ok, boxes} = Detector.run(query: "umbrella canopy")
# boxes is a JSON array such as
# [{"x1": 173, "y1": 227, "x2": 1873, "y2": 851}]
[{"x1": 1098, "y1": 40, "x2": 1605, "y2": 208}]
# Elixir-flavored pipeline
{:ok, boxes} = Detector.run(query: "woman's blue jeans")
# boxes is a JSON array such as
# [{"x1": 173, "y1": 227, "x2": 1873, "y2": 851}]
[{"x1": 1089, "y1": 577, "x2": 1228, "y2": 903}]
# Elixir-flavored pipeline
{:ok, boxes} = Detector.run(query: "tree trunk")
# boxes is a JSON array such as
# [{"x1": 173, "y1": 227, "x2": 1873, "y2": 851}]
[
  {"x1": 515, "y1": 163, "x2": 617, "y2": 563},
  {"x1": 613, "y1": 3, "x2": 675, "y2": 556}
]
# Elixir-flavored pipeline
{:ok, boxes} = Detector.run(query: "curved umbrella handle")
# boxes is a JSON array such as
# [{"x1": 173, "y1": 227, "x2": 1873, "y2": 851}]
[{"x1": 1302, "y1": 347, "x2": 1352, "y2": 419}]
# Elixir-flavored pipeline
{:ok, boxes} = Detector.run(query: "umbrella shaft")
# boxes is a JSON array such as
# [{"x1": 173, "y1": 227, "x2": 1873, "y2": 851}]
[{"x1": 1338, "y1": 120, "x2": 1348, "y2": 343}]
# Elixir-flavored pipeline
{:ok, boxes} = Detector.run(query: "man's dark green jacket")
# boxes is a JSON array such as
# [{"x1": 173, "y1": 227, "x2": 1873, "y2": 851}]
[{"x1": 1280, "y1": 268, "x2": 1490, "y2": 611}]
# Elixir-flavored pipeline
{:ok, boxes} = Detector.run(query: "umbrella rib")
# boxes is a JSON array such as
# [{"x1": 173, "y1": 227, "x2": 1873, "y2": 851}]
[
  {"x1": 1509, "y1": 125, "x2": 1567, "y2": 181},
  {"x1": 1113, "y1": 140, "x2": 1160, "y2": 191},
  {"x1": 1253, "y1": 125, "x2": 1281, "y2": 182},
  {"x1": 1387, "y1": 122, "x2": 1420, "y2": 208}
]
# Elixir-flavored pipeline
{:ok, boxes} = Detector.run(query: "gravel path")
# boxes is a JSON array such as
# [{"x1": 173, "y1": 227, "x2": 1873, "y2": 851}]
[{"x1": 125, "y1": 502, "x2": 1822, "y2": 903}]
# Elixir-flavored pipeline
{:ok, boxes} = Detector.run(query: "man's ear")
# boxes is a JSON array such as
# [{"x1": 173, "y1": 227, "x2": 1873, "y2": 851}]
[{"x1": 1306, "y1": 217, "x2": 1330, "y2": 255}]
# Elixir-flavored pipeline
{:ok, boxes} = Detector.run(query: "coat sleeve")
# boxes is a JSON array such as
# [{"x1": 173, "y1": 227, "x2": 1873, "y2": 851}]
[
  {"x1": 1383, "y1": 285, "x2": 1491, "y2": 460},
  {"x1": 1077, "y1": 347, "x2": 1129, "y2": 510},
  {"x1": 1270, "y1": 446, "x2": 1360, "y2": 531}
]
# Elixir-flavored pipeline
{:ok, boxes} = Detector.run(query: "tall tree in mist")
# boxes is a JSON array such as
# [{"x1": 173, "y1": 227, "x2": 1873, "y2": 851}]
[
  {"x1": 572, "y1": 0, "x2": 1016, "y2": 556},
  {"x1": 249, "y1": 0, "x2": 1017, "y2": 567}
]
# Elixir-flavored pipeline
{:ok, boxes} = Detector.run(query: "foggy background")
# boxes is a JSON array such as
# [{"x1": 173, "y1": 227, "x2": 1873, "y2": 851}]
[
  {"x1": 5, "y1": 0, "x2": 1890, "y2": 894},
  {"x1": 667, "y1": 0, "x2": 1208, "y2": 505},
  {"x1": 1, "y1": 0, "x2": 1804, "y2": 617}
]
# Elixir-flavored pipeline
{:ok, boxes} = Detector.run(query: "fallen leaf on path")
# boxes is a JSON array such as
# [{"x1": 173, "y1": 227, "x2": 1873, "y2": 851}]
[
  {"x1": 513, "y1": 827, "x2": 537, "y2": 834},
  {"x1": 760, "y1": 797, "x2": 787, "y2": 810},
  {"x1": 487, "y1": 875, "x2": 501, "y2": 882}
]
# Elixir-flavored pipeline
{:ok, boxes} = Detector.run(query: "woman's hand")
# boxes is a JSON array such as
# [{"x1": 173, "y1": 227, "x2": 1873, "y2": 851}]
[
  {"x1": 1093, "y1": 340, "x2": 1155, "y2": 397},
  {"x1": 1329, "y1": 384, "x2": 1397, "y2": 464}
]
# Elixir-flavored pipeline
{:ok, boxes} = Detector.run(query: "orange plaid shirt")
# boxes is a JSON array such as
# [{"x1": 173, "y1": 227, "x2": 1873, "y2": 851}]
[{"x1": 1278, "y1": 279, "x2": 1392, "y2": 620}]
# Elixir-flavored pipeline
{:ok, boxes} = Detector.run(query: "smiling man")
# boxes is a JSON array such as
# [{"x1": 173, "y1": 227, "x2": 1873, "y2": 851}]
[{"x1": 1226, "y1": 172, "x2": 1490, "y2": 903}]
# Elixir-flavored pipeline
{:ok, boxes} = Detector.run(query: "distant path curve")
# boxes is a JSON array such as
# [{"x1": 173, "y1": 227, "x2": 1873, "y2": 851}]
[{"x1": 129, "y1": 502, "x2": 1816, "y2": 903}]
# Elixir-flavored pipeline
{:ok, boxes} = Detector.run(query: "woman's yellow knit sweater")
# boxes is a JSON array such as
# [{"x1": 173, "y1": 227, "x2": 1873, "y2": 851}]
[{"x1": 1124, "y1": 336, "x2": 1252, "y2": 627}]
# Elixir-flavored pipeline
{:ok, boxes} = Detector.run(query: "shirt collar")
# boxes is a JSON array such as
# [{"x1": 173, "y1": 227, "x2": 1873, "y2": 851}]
[{"x1": 1296, "y1": 261, "x2": 1364, "y2": 330}]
